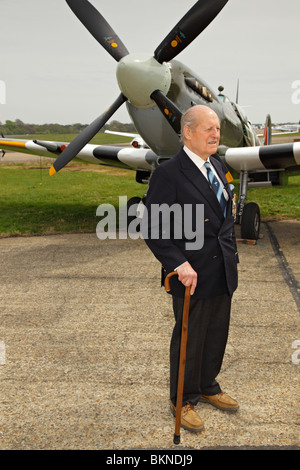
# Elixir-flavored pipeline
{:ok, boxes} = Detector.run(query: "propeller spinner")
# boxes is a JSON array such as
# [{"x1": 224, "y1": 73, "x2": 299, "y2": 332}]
[
  {"x1": 50, "y1": 0, "x2": 229, "y2": 175},
  {"x1": 116, "y1": 54, "x2": 171, "y2": 109}
]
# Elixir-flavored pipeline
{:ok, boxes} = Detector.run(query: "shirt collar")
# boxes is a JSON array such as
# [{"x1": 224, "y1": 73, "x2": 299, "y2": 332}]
[{"x1": 183, "y1": 145, "x2": 211, "y2": 170}]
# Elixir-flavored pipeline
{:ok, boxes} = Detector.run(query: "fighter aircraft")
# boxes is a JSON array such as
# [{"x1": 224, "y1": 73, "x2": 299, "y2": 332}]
[
  {"x1": 1, "y1": 0, "x2": 300, "y2": 240},
  {"x1": 274, "y1": 125, "x2": 300, "y2": 132}
]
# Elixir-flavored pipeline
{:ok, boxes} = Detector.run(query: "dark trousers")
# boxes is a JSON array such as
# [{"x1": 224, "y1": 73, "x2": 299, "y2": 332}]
[{"x1": 170, "y1": 293, "x2": 232, "y2": 406}]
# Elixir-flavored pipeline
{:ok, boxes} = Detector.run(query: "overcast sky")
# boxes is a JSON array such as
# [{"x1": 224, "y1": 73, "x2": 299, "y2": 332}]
[{"x1": 0, "y1": 0, "x2": 299, "y2": 126}]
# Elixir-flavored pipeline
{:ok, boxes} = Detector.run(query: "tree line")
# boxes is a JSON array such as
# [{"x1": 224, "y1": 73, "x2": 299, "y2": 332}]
[{"x1": 0, "y1": 119, "x2": 136, "y2": 136}]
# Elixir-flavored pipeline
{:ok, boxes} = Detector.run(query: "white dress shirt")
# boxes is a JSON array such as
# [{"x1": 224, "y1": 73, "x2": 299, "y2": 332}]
[{"x1": 183, "y1": 145, "x2": 228, "y2": 201}]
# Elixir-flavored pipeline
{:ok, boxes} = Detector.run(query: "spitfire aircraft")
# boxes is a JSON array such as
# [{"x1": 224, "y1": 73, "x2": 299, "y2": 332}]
[{"x1": 1, "y1": 0, "x2": 300, "y2": 240}]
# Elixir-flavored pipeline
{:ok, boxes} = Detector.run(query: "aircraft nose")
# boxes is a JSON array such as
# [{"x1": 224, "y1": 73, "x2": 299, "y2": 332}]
[{"x1": 116, "y1": 53, "x2": 171, "y2": 108}]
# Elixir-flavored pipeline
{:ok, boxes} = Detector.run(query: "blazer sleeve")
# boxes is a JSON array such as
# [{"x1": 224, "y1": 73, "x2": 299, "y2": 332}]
[{"x1": 142, "y1": 164, "x2": 188, "y2": 272}]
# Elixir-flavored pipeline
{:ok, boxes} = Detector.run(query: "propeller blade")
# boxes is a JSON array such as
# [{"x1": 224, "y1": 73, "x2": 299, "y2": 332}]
[
  {"x1": 150, "y1": 89, "x2": 182, "y2": 135},
  {"x1": 49, "y1": 93, "x2": 127, "y2": 175},
  {"x1": 154, "y1": 0, "x2": 228, "y2": 63},
  {"x1": 66, "y1": 0, "x2": 129, "y2": 61}
]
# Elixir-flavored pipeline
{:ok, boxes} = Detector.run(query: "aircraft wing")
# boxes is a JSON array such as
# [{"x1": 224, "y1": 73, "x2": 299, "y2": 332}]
[
  {"x1": 1, "y1": 137, "x2": 300, "y2": 176},
  {"x1": 0, "y1": 137, "x2": 157, "y2": 171},
  {"x1": 104, "y1": 130, "x2": 148, "y2": 148},
  {"x1": 223, "y1": 141, "x2": 300, "y2": 172}
]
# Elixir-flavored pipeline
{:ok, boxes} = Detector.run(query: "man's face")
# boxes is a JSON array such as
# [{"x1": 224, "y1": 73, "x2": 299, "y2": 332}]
[{"x1": 184, "y1": 110, "x2": 220, "y2": 160}]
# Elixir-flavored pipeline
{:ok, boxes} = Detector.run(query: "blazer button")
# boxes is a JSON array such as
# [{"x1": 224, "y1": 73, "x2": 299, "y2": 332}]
[{"x1": 212, "y1": 255, "x2": 217, "y2": 259}]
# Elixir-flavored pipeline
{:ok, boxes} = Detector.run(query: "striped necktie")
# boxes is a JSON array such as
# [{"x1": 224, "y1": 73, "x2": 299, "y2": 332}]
[{"x1": 204, "y1": 161, "x2": 227, "y2": 217}]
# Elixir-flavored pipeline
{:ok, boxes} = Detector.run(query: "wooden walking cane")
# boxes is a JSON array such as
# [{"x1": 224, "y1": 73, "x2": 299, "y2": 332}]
[{"x1": 164, "y1": 271, "x2": 191, "y2": 445}]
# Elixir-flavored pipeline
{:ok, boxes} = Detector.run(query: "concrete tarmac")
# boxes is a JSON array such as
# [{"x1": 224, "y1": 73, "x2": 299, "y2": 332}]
[{"x1": 0, "y1": 221, "x2": 299, "y2": 450}]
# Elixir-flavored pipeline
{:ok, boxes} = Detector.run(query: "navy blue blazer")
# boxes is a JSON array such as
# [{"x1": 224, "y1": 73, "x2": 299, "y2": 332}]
[{"x1": 143, "y1": 148, "x2": 239, "y2": 298}]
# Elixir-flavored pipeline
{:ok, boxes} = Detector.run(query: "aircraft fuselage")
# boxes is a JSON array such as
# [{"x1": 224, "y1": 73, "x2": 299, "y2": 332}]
[{"x1": 126, "y1": 59, "x2": 249, "y2": 158}]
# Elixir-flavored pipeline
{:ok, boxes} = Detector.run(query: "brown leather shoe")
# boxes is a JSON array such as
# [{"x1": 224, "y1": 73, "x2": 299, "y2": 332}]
[
  {"x1": 199, "y1": 391, "x2": 239, "y2": 411},
  {"x1": 170, "y1": 401, "x2": 204, "y2": 433}
]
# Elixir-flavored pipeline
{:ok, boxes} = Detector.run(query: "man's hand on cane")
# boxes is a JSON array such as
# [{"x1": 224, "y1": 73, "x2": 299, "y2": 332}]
[{"x1": 176, "y1": 261, "x2": 197, "y2": 296}]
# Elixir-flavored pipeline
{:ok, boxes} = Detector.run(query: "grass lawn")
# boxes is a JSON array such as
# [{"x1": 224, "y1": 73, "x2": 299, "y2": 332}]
[
  {"x1": 0, "y1": 165, "x2": 146, "y2": 236},
  {"x1": 0, "y1": 164, "x2": 299, "y2": 237},
  {"x1": 0, "y1": 129, "x2": 299, "y2": 236},
  {"x1": 246, "y1": 176, "x2": 300, "y2": 220}
]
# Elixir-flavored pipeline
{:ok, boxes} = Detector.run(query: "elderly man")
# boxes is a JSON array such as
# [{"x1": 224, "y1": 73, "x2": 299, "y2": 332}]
[{"x1": 143, "y1": 105, "x2": 239, "y2": 433}]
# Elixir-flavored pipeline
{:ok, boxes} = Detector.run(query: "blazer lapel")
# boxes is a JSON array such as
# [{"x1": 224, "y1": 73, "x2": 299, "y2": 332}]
[{"x1": 178, "y1": 150, "x2": 225, "y2": 219}]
